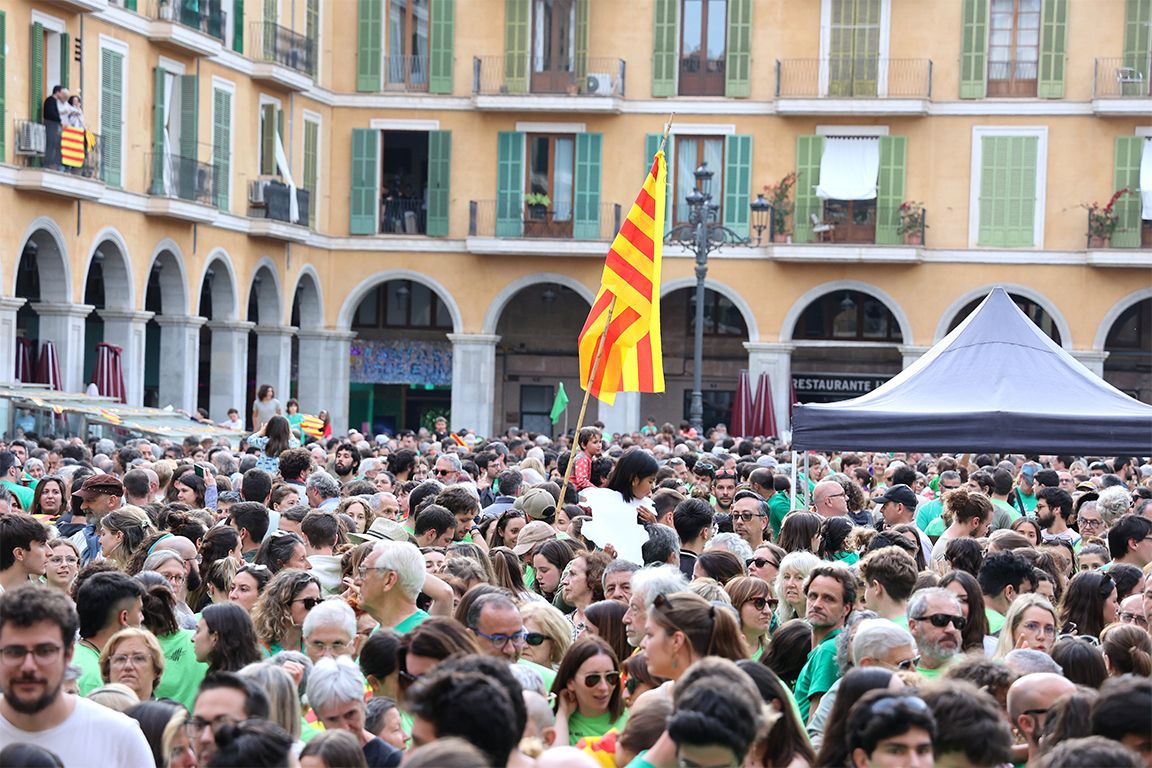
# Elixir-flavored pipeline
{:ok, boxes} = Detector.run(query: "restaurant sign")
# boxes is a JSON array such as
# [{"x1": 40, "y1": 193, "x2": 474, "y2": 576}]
[{"x1": 792, "y1": 373, "x2": 892, "y2": 400}]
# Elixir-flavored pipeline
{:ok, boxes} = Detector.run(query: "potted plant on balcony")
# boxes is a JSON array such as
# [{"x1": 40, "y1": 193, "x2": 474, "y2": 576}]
[
  {"x1": 897, "y1": 201, "x2": 927, "y2": 245},
  {"x1": 1083, "y1": 188, "x2": 1128, "y2": 248},
  {"x1": 764, "y1": 172, "x2": 796, "y2": 243},
  {"x1": 525, "y1": 192, "x2": 551, "y2": 221}
]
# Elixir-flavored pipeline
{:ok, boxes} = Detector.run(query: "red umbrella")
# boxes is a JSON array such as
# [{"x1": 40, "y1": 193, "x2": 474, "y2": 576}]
[
  {"x1": 753, "y1": 371, "x2": 779, "y2": 438},
  {"x1": 15, "y1": 338, "x2": 34, "y2": 383},
  {"x1": 37, "y1": 340, "x2": 62, "y2": 391},
  {"x1": 730, "y1": 370, "x2": 753, "y2": 437},
  {"x1": 91, "y1": 343, "x2": 127, "y2": 403}
]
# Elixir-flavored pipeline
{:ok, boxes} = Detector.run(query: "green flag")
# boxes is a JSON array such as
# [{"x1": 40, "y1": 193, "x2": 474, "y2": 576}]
[{"x1": 549, "y1": 382, "x2": 569, "y2": 424}]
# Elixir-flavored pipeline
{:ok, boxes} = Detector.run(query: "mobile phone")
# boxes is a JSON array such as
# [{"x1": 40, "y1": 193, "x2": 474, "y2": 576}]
[{"x1": 194, "y1": 464, "x2": 205, "y2": 478}]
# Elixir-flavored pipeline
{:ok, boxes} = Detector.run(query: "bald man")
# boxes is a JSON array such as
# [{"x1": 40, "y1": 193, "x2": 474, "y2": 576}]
[
  {"x1": 1007, "y1": 672, "x2": 1076, "y2": 764},
  {"x1": 811, "y1": 481, "x2": 849, "y2": 519}
]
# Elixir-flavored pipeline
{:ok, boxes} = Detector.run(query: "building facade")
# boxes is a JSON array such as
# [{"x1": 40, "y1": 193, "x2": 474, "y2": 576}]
[{"x1": 2, "y1": 0, "x2": 1150, "y2": 438}]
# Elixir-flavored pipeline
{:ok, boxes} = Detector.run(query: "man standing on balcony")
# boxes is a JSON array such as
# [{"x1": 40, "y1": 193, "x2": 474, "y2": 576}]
[{"x1": 42, "y1": 85, "x2": 67, "y2": 170}]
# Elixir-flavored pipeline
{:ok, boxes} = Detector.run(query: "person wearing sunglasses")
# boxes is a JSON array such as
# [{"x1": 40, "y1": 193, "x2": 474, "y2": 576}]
[
  {"x1": 730, "y1": 490, "x2": 769, "y2": 549},
  {"x1": 550, "y1": 637, "x2": 627, "y2": 747},
  {"x1": 905, "y1": 587, "x2": 965, "y2": 679},
  {"x1": 724, "y1": 576, "x2": 775, "y2": 661},
  {"x1": 250, "y1": 568, "x2": 322, "y2": 655}
]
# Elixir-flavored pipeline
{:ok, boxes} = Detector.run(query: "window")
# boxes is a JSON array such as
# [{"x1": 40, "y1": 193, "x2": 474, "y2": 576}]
[
  {"x1": 799, "y1": 291, "x2": 902, "y2": 342},
  {"x1": 387, "y1": 0, "x2": 429, "y2": 89},
  {"x1": 259, "y1": 100, "x2": 282, "y2": 177},
  {"x1": 1104, "y1": 299, "x2": 1150, "y2": 351},
  {"x1": 972, "y1": 130, "x2": 1045, "y2": 248},
  {"x1": 520, "y1": 385, "x2": 555, "y2": 435},
  {"x1": 679, "y1": 0, "x2": 726, "y2": 95},
  {"x1": 532, "y1": 0, "x2": 576, "y2": 93},
  {"x1": 526, "y1": 134, "x2": 575, "y2": 236},
  {"x1": 828, "y1": 0, "x2": 881, "y2": 96},
  {"x1": 674, "y1": 136, "x2": 723, "y2": 224},
  {"x1": 686, "y1": 291, "x2": 748, "y2": 337},
  {"x1": 211, "y1": 86, "x2": 232, "y2": 209},
  {"x1": 681, "y1": 389, "x2": 735, "y2": 431},
  {"x1": 379, "y1": 129, "x2": 429, "y2": 234},
  {"x1": 353, "y1": 280, "x2": 452, "y2": 330},
  {"x1": 988, "y1": 0, "x2": 1040, "y2": 96}
]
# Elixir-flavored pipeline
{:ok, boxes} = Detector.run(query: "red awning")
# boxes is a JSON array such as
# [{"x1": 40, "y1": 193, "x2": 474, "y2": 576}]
[
  {"x1": 92, "y1": 343, "x2": 127, "y2": 403},
  {"x1": 37, "y1": 340, "x2": 62, "y2": 391}
]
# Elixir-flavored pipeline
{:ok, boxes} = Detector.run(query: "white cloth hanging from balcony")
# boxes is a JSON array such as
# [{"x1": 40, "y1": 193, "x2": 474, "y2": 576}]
[
  {"x1": 274, "y1": 131, "x2": 300, "y2": 224},
  {"x1": 1140, "y1": 138, "x2": 1152, "y2": 220},
  {"x1": 816, "y1": 137, "x2": 880, "y2": 200}
]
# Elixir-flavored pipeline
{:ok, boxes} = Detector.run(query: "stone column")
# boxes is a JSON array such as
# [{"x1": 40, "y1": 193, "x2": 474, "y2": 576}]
[
  {"x1": 155, "y1": 315, "x2": 205, "y2": 412},
  {"x1": 296, "y1": 329, "x2": 337, "y2": 414},
  {"x1": 0, "y1": 298, "x2": 27, "y2": 386},
  {"x1": 206, "y1": 320, "x2": 254, "y2": 421},
  {"x1": 99, "y1": 310, "x2": 154, "y2": 406},
  {"x1": 324, "y1": 331, "x2": 356, "y2": 437},
  {"x1": 598, "y1": 393, "x2": 641, "y2": 438},
  {"x1": 898, "y1": 345, "x2": 932, "y2": 370},
  {"x1": 744, "y1": 341, "x2": 795, "y2": 436},
  {"x1": 253, "y1": 325, "x2": 295, "y2": 405},
  {"x1": 448, "y1": 333, "x2": 500, "y2": 437},
  {"x1": 1069, "y1": 350, "x2": 1110, "y2": 378},
  {"x1": 30, "y1": 303, "x2": 95, "y2": 393}
]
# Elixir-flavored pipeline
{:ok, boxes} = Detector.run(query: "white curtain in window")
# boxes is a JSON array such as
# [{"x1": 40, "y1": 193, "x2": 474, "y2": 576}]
[
  {"x1": 554, "y1": 137, "x2": 574, "y2": 221},
  {"x1": 1140, "y1": 138, "x2": 1152, "y2": 220},
  {"x1": 274, "y1": 131, "x2": 300, "y2": 224},
  {"x1": 816, "y1": 137, "x2": 880, "y2": 200}
]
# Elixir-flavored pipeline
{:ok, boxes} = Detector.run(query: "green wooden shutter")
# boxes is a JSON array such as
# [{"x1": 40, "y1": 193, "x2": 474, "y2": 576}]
[
  {"x1": 151, "y1": 67, "x2": 166, "y2": 194},
  {"x1": 260, "y1": 103, "x2": 276, "y2": 176},
  {"x1": 793, "y1": 136, "x2": 824, "y2": 244},
  {"x1": 1122, "y1": 0, "x2": 1152, "y2": 94},
  {"x1": 652, "y1": 0, "x2": 677, "y2": 97},
  {"x1": 357, "y1": 0, "x2": 383, "y2": 92},
  {"x1": 179, "y1": 75, "x2": 199, "y2": 199},
  {"x1": 426, "y1": 130, "x2": 452, "y2": 236},
  {"x1": 573, "y1": 132, "x2": 602, "y2": 240},
  {"x1": 722, "y1": 134, "x2": 752, "y2": 237},
  {"x1": 504, "y1": 0, "x2": 529, "y2": 94},
  {"x1": 0, "y1": 12, "x2": 6, "y2": 163},
  {"x1": 213, "y1": 89, "x2": 231, "y2": 209},
  {"x1": 429, "y1": 0, "x2": 454, "y2": 94},
  {"x1": 496, "y1": 131, "x2": 525, "y2": 237},
  {"x1": 59, "y1": 33, "x2": 70, "y2": 90},
  {"x1": 349, "y1": 128, "x2": 379, "y2": 234},
  {"x1": 100, "y1": 48, "x2": 123, "y2": 187},
  {"x1": 263, "y1": 0, "x2": 277, "y2": 58},
  {"x1": 1112, "y1": 137, "x2": 1145, "y2": 248},
  {"x1": 30, "y1": 23, "x2": 44, "y2": 123},
  {"x1": 575, "y1": 0, "x2": 589, "y2": 86},
  {"x1": 875, "y1": 136, "x2": 907, "y2": 245},
  {"x1": 852, "y1": 0, "x2": 880, "y2": 96},
  {"x1": 978, "y1": 135, "x2": 1038, "y2": 247},
  {"x1": 725, "y1": 0, "x2": 751, "y2": 98},
  {"x1": 645, "y1": 132, "x2": 672, "y2": 235},
  {"x1": 1037, "y1": 0, "x2": 1067, "y2": 98},
  {"x1": 302, "y1": 119, "x2": 318, "y2": 223},
  {"x1": 960, "y1": 0, "x2": 988, "y2": 99},
  {"x1": 125, "y1": 0, "x2": 136, "y2": 10},
  {"x1": 233, "y1": 0, "x2": 244, "y2": 52}
]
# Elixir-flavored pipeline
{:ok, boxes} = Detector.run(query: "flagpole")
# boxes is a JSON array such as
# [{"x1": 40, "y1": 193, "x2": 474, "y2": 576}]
[{"x1": 558, "y1": 296, "x2": 618, "y2": 507}]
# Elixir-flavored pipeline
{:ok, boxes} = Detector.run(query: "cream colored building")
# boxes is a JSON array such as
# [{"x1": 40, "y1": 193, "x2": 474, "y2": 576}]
[{"x1": 2, "y1": 0, "x2": 1149, "y2": 438}]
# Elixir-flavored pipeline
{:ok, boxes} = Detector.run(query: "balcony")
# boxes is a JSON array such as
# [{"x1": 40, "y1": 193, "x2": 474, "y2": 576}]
[
  {"x1": 248, "y1": 178, "x2": 310, "y2": 241},
  {"x1": 147, "y1": 0, "x2": 226, "y2": 57},
  {"x1": 775, "y1": 58, "x2": 932, "y2": 115},
  {"x1": 467, "y1": 200, "x2": 622, "y2": 255},
  {"x1": 146, "y1": 152, "x2": 219, "y2": 223},
  {"x1": 472, "y1": 56, "x2": 625, "y2": 112},
  {"x1": 378, "y1": 197, "x2": 427, "y2": 235},
  {"x1": 12, "y1": 120, "x2": 106, "y2": 200},
  {"x1": 382, "y1": 55, "x2": 430, "y2": 92},
  {"x1": 774, "y1": 202, "x2": 925, "y2": 263},
  {"x1": 42, "y1": 0, "x2": 109, "y2": 11},
  {"x1": 249, "y1": 21, "x2": 316, "y2": 91},
  {"x1": 1092, "y1": 56, "x2": 1152, "y2": 114}
]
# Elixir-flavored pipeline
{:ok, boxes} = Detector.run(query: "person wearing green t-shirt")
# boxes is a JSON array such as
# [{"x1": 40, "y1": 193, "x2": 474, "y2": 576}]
[
  {"x1": 154, "y1": 628, "x2": 209, "y2": 710},
  {"x1": 979, "y1": 550, "x2": 1035, "y2": 636},
  {"x1": 794, "y1": 566, "x2": 855, "y2": 723},
  {"x1": 73, "y1": 571, "x2": 147, "y2": 696},
  {"x1": 552, "y1": 638, "x2": 629, "y2": 746},
  {"x1": 361, "y1": 539, "x2": 449, "y2": 635},
  {"x1": 907, "y1": 587, "x2": 964, "y2": 678}
]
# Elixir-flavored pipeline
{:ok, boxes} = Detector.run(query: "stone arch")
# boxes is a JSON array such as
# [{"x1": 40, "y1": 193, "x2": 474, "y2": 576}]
[
  {"x1": 1094, "y1": 287, "x2": 1152, "y2": 351},
  {"x1": 84, "y1": 228, "x2": 135, "y2": 311},
  {"x1": 290, "y1": 266, "x2": 324, "y2": 331},
  {"x1": 659, "y1": 277, "x2": 761, "y2": 343},
  {"x1": 338, "y1": 270, "x2": 463, "y2": 333},
  {"x1": 935, "y1": 284, "x2": 1071, "y2": 349},
  {"x1": 482, "y1": 273, "x2": 596, "y2": 335},
  {"x1": 198, "y1": 248, "x2": 240, "y2": 322},
  {"x1": 781, "y1": 280, "x2": 914, "y2": 345},
  {"x1": 144, "y1": 239, "x2": 190, "y2": 316},
  {"x1": 246, "y1": 258, "x2": 283, "y2": 326},
  {"x1": 16, "y1": 217, "x2": 70, "y2": 303}
]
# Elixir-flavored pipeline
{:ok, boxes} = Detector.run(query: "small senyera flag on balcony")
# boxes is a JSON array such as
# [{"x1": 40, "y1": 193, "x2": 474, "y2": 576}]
[
  {"x1": 61, "y1": 126, "x2": 85, "y2": 168},
  {"x1": 577, "y1": 149, "x2": 666, "y2": 405}
]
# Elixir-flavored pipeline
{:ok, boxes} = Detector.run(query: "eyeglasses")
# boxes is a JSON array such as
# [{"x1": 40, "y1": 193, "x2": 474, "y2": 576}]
[
  {"x1": 744, "y1": 597, "x2": 776, "y2": 611},
  {"x1": 1057, "y1": 633, "x2": 1100, "y2": 646},
  {"x1": 582, "y1": 671, "x2": 620, "y2": 687},
  {"x1": 1022, "y1": 708, "x2": 1050, "y2": 717},
  {"x1": 896, "y1": 656, "x2": 920, "y2": 671},
  {"x1": 731, "y1": 512, "x2": 765, "y2": 523},
  {"x1": 912, "y1": 613, "x2": 965, "y2": 631},
  {"x1": 524, "y1": 632, "x2": 547, "y2": 647},
  {"x1": 186, "y1": 714, "x2": 241, "y2": 735},
  {"x1": 163, "y1": 573, "x2": 187, "y2": 586},
  {"x1": 473, "y1": 629, "x2": 528, "y2": 648},
  {"x1": 1120, "y1": 612, "x2": 1149, "y2": 627},
  {"x1": 433, "y1": 468, "x2": 456, "y2": 477},
  {"x1": 111, "y1": 653, "x2": 150, "y2": 668},
  {"x1": 940, "y1": 484, "x2": 962, "y2": 491},
  {"x1": 823, "y1": 492, "x2": 846, "y2": 500},
  {"x1": 47, "y1": 555, "x2": 78, "y2": 566},
  {"x1": 358, "y1": 565, "x2": 393, "y2": 580},
  {"x1": 0, "y1": 644, "x2": 63, "y2": 665},
  {"x1": 307, "y1": 639, "x2": 350, "y2": 653},
  {"x1": 1020, "y1": 621, "x2": 1057, "y2": 638},
  {"x1": 745, "y1": 557, "x2": 779, "y2": 570},
  {"x1": 1078, "y1": 518, "x2": 1104, "y2": 529},
  {"x1": 293, "y1": 597, "x2": 322, "y2": 610}
]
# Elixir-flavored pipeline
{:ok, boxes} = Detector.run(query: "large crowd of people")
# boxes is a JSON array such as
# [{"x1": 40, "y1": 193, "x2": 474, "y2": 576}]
[{"x1": 0, "y1": 413, "x2": 1149, "y2": 768}]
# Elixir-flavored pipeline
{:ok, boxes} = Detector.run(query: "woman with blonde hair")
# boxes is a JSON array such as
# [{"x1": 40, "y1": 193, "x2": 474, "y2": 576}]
[
  {"x1": 520, "y1": 601, "x2": 573, "y2": 669},
  {"x1": 238, "y1": 662, "x2": 303, "y2": 742},
  {"x1": 98, "y1": 506, "x2": 153, "y2": 567},
  {"x1": 773, "y1": 551, "x2": 820, "y2": 630},
  {"x1": 99, "y1": 627, "x2": 165, "y2": 703},
  {"x1": 994, "y1": 593, "x2": 1059, "y2": 658}
]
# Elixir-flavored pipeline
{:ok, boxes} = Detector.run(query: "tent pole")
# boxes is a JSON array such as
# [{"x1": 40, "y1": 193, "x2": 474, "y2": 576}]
[
  {"x1": 804, "y1": 451, "x2": 811, "y2": 509},
  {"x1": 790, "y1": 450, "x2": 797, "y2": 512}
]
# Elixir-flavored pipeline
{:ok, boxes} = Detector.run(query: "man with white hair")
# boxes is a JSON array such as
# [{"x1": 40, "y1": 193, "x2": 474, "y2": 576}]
[
  {"x1": 303, "y1": 599, "x2": 359, "y2": 665},
  {"x1": 307, "y1": 656, "x2": 402, "y2": 766},
  {"x1": 906, "y1": 587, "x2": 964, "y2": 678},
  {"x1": 623, "y1": 565, "x2": 687, "y2": 648},
  {"x1": 358, "y1": 540, "x2": 429, "y2": 633},
  {"x1": 703, "y1": 531, "x2": 754, "y2": 565},
  {"x1": 306, "y1": 469, "x2": 341, "y2": 511}
]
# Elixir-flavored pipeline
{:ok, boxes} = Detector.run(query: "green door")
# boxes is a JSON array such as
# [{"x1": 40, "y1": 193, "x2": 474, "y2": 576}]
[
  {"x1": 875, "y1": 136, "x2": 907, "y2": 244},
  {"x1": 651, "y1": 0, "x2": 677, "y2": 97},
  {"x1": 428, "y1": 0, "x2": 455, "y2": 94},
  {"x1": 357, "y1": 0, "x2": 383, "y2": 92},
  {"x1": 725, "y1": 0, "x2": 751, "y2": 97},
  {"x1": 30, "y1": 23, "x2": 44, "y2": 123},
  {"x1": 426, "y1": 130, "x2": 452, "y2": 236},
  {"x1": 645, "y1": 133, "x2": 673, "y2": 235},
  {"x1": 179, "y1": 74, "x2": 199, "y2": 200},
  {"x1": 960, "y1": 0, "x2": 989, "y2": 98},
  {"x1": 793, "y1": 136, "x2": 824, "y2": 243},
  {"x1": 722, "y1": 134, "x2": 752, "y2": 238},
  {"x1": 828, "y1": 0, "x2": 880, "y2": 97},
  {"x1": 573, "y1": 132, "x2": 602, "y2": 240},
  {"x1": 1112, "y1": 136, "x2": 1146, "y2": 248},
  {"x1": 1036, "y1": 0, "x2": 1067, "y2": 98},
  {"x1": 212, "y1": 88, "x2": 231, "y2": 209},
  {"x1": 495, "y1": 131, "x2": 525, "y2": 237},
  {"x1": 1122, "y1": 0, "x2": 1152, "y2": 95},
  {"x1": 504, "y1": 0, "x2": 529, "y2": 94}
]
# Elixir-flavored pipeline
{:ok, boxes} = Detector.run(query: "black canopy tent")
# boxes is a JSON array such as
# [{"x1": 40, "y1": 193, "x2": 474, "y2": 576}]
[{"x1": 791, "y1": 288, "x2": 1152, "y2": 454}]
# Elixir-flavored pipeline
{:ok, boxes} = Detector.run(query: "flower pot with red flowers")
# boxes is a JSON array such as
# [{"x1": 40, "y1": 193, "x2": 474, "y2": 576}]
[
  {"x1": 763, "y1": 173, "x2": 796, "y2": 242},
  {"x1": 897, "y1": 201, "x2": 927, "y2": 245},
  {"x1": 1084, "y1": 188, "x2": 1129, "y2": 249}
]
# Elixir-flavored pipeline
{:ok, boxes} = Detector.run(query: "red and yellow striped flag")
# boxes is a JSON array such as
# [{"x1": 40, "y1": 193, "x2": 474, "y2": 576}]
[
  {"x1": 61, "y1": 126, "x2": 86, "y2": 168},
  {"x1": 578, "y1": 151, "x2": 666, "y2": 404},
  {"x1": 299, "y1": 414, "x2": 325, "y2": 438}
]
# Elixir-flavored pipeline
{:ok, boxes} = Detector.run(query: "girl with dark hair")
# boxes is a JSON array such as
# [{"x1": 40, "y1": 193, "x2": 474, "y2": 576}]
[
  {"x1": 489, "y1": 546, "x2": 535, "y2": 603},
  {"x1": 778, "y1": 511, "x2": 821, "y2": 553},
  {"x1": 644, "y1": 592, "x2": 748, "y2": 684},
  {"x1": 816, "y1": 516, "x2": 857, "y2": 564},
  {"x1": 228, "y1": 563, "x2": 272, "y2": 613},
  {"x1": 171, "y1": 472, "x2": 206, "y2": 509},
  {"x1": 762, "y1": 618, "x2": 813, "y2": 689},
  {"x1": 620, "y1": 652, "x2": 668, "y2": 708},
  {"x1": 190, "y1": 555, "x2": 239, "y2": 612},
  {"x1": 29, "y1": 475, "x2": 67, "y2": 519},
  {"x1": 604, "y1": 448, "x2": 660, "y2": 503},
  {"x1": 199, "y1": 525, "x2": 242, "y2": 568},
  {"x1": 1058, "y1": 570, "x2": 1119, "y2": 639},
  {"x1": 532, "y1": 539, "x2": 580, "y2": 603},
  {"x1": 254, "y1": 530, "x2": 311, "y2": 574},
  {"x1": 299, "y1": 729, "x2": 369, "y2": 768},
  {"x1": 584, "y1": 600, "x2": 630, "y2": 664},
  {"x1": 812, "y1": 667, "x2": 902, "y2": 768},
  {"x1": 247, "y1": 414, "x2": 298, "y2": 475},
  {"x1": 1100, "y1": 623, "x2": 1152, "y2": 678},
  {"x1": 943, "y1": 537, "x2": 984, "y2": 577},
  {"x1": 134, "y1": 573, "x2": 206, "y2": 710},
  {"x1": 692, "y1": 550, "x2": 744, "y2": 586},
  {"x1": 1049, "y1": 637, "x2": 1109, "y2": 689},
  {"x1": 550, "y1": 637, "x2": 626, "y2": 746},
  {"x1": 250, "y1": 568, "x2": 322, "y2": 654},
  {"x1": 192, "y1": 603, "x2": 262, "y2": 675},
  {"x1": 485, "y1": 508, "x2": 527, "y2": 550},
  {"x1": 735, "y1": 659, "x2": 815, "y2": 768},
  {"x1": 940, "y1": 569, "x2": 991, "y2": 653},
  {"x1": 661, "y1": 659, "x2": 764, "y2": 768}
]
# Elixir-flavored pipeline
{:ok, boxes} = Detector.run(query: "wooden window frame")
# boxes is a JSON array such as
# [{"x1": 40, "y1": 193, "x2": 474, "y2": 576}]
[
  {"x1": 678, "y1": 0, "x2": 726, "y2": 96},
  {"x1": 987, "y1": 0, "x2": 1040, "y2": 97}
]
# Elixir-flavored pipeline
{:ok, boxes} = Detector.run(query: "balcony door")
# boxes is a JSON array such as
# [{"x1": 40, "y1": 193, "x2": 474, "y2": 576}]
[
  {"x1": 673, "y1": 136, "x2": 723, "y2": 225},
  {"x1": 387, "y1": 0, "x2": 429, "y2": 90},
  {"x1": 828, "y1": 0, "x2": 881, "y2": 96},
  {"x1": 679, "y1": 0, "x2": 726, "y2": 96},
  {"x1": 526, "y1": 135, "x2": 574, "y2": 237},
  {"x1": 531, "y1": 0, "x2": 577, "y2": 93},
  {"x1": 988, "y1": 0, "x2": 1040, "y2": 96}
]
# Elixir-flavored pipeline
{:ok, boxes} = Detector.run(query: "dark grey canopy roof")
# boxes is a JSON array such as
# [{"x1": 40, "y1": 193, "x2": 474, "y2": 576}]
[{"x1": 791, "y1": 288, "x2": 1152, "y2": 454}]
